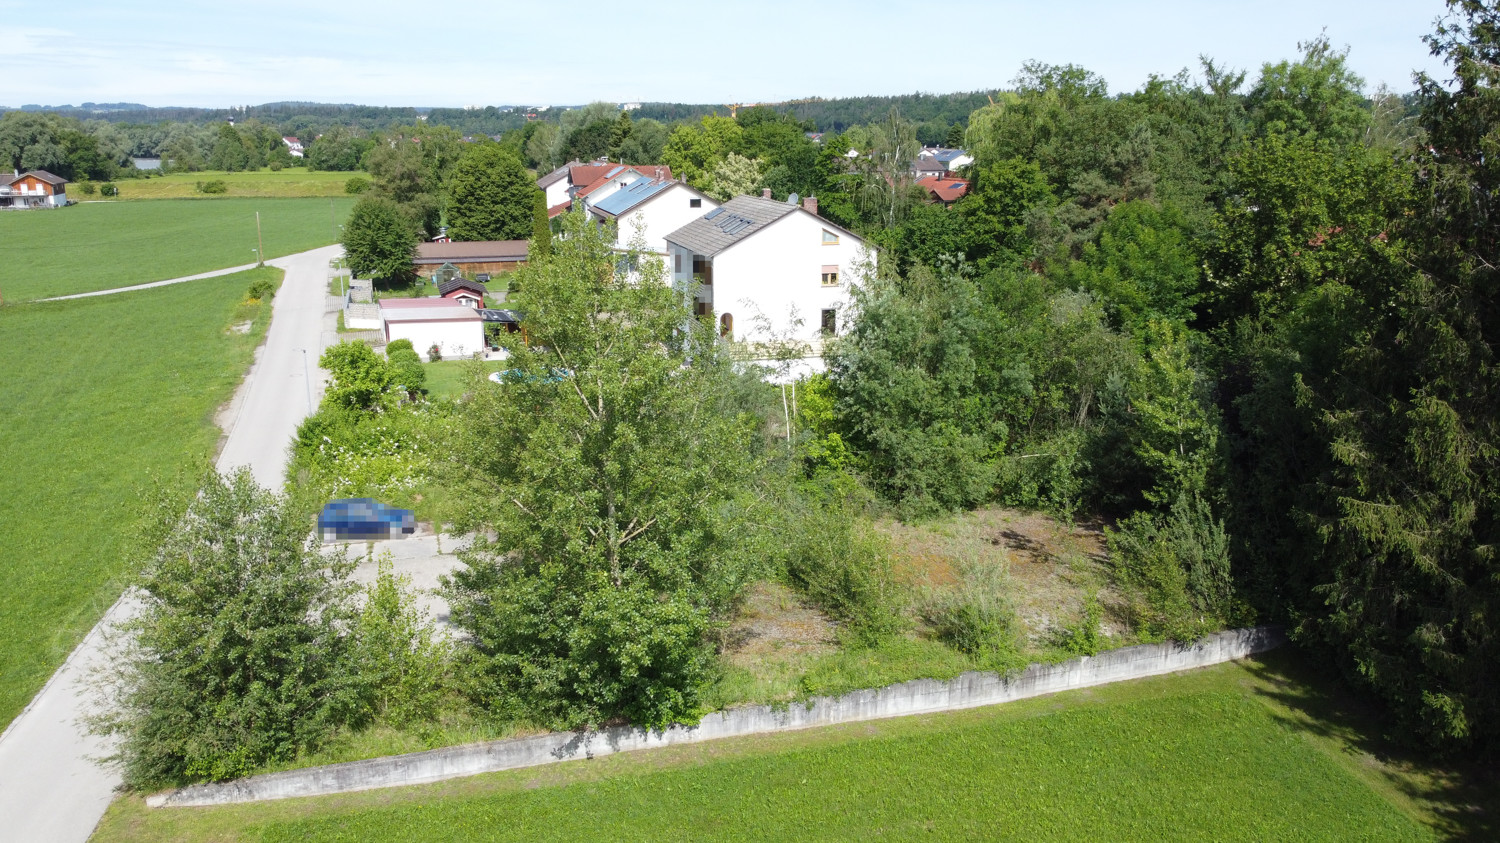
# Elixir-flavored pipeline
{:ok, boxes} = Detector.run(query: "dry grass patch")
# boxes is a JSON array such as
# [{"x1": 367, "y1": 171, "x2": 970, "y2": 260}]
[{"x1": 877, "y1": 506, "x2": 1140, "y2": 650}]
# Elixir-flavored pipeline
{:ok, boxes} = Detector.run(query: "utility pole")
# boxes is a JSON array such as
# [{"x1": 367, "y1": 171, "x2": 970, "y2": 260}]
[{"x1": 255, "y1": 211, "x2": 265, "y2": 266}]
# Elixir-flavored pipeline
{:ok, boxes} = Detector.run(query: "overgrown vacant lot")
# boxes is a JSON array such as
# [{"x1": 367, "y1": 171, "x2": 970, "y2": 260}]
[
  {"x1": 0, "y1": 198, "x2": 352, "y2": 301},
  {"x1": 94, "y1": 651, "x2": 1490, "y2": 842},
  {"x1": 0, "y1": 269, "x2": 280, "y2": 729},
  {"x1": 95, "y1": 169, "x2": 357, "y2": 201},
  {"x1": 713, "y1": 506, "x2": 1141, "y2": 705}
]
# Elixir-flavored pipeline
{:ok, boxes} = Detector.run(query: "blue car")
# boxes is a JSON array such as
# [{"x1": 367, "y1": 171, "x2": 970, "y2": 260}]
[{"x1": 319, "y1": 498, "x2": 416, "y2": 542}]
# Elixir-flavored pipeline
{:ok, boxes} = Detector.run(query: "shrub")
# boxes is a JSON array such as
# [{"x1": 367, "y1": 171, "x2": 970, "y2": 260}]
[
  {"x1": 779, "y1": 490, "x2": 906, "y2": 647},
  {"x1": 77, "y1": 181, "x2": 97, "y2": 196},
  {"x1": 386, "y1": 338, "x2": 415, "y2": 356},
  {"x1": 1056, "y1": 593, "x2": 1103, "y2": 656},
  {"x1": 391, "y1": 358, "x2": 426, "y2": 398},
  {"x1": 350, "y1": 554, "x2": 448, "y2": 727},
  {"x1": 345, "y1": 177, "x2": 370, "y2": 195},
  {"x1": 91, "y1": 469, "x2": 361, "y2": 788},
  {"x1": 99, "y1": 182, "x2": 118, "y2": 196},
  {"x1": 195, "y1": 180, "x2": 228, "y2": 195},
  {"x1": 1106, "y1": 493, "x2": 1231, "y2": 642},
  {"x1": 921, "y1": 559, "x2": 1025, "y2": 671},
  {"x1": 427, "y1": 343, "x2": 443, "y2": 362},
  {"x1": 269, "y1": 160, "x2": 284, "y2": 172},
  {"x1": 245, "y1": 279, "x2": 276, "y2": 303}
]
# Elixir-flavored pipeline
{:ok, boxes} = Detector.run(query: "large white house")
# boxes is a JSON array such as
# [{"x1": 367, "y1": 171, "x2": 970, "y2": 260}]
[
  {"x1": 664, "y1": 193, "x2": 870, "y2": 360},
  {"x1": 586, "y1": 177, "x2": 718, "y2": 254}
]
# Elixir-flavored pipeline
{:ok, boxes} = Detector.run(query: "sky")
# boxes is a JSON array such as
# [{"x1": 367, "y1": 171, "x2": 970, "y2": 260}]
[{"x1": 1, "y1": 0, "x2": 1454, "y2": 109}]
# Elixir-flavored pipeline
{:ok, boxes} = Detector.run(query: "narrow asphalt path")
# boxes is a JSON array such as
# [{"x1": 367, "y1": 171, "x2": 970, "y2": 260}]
[{"x1": 0, "y1": 244, "x2": 342, "y2": 842}]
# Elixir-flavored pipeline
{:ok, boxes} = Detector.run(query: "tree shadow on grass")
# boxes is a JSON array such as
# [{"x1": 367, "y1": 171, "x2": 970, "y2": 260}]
[{"x1": 1242, "y1": 647, "x2": 1497, "y2": 840}]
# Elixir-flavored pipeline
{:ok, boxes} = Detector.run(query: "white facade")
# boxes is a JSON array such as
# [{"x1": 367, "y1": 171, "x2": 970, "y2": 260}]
[
  {"x1": 592, "y1": 183, "x2": 718, "y2": 254},
  {"x1": 667, "y1": 208, "x2": 870, "y2": 348},
  {"x1": 381, "y1": 304, "x2": 485, "y2": 360},
  {"x1": 541, "y1": 174, "x2": 572, "y2": 209}
]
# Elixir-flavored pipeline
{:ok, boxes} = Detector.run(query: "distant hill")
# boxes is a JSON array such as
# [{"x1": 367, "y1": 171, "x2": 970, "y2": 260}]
[{"x1": 0, "y1": 90, "x2": 1001, "y2": 140}]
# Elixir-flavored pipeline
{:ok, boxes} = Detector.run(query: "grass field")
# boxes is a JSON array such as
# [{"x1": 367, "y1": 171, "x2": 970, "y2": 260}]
[
  {"x1": 0, "y1": 269, "x2": 281, "y2": 730},
  {"x1": 90, "y1": 168, "x2": 359, "y2": 200},
  {"x1": 0, "y1": 198, "x2": 353, "y2": 301},
  {"x1": 92, "y1": 649, "x2": 1497, "y2": 842}
]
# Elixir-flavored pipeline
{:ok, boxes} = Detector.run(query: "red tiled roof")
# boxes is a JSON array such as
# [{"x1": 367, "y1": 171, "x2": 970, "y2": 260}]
[
  {"x1": 547, "y1": 200, "x2": 571, "y2": 218},
  {"x1": 917, "y1": 175, "x2": 969, "y2": 203}
]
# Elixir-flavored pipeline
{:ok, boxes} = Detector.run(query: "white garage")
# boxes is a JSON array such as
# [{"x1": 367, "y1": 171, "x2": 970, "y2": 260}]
[{"x1": 380, "y1": 298, "x2": 485, "y2": 360}]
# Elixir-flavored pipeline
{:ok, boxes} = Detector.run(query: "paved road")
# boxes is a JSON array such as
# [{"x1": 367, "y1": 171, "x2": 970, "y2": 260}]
[{"x1": 0, "y1": 245, "x2": 342, "y2": 842}]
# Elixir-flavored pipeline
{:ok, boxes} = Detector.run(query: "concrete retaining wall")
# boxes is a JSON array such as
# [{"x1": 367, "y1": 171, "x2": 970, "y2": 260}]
[{"x1": 147, "y1": 626, "x2": 1285, "y2": 808}]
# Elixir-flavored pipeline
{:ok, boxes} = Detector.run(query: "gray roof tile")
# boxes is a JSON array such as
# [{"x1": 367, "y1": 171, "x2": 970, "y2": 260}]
[{"x1": 664, "y1": 195, "x2": 799, "y2": 257}]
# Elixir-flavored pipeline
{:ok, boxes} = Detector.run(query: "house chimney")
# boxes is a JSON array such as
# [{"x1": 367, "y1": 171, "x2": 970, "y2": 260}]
[
  {"x1": 762, "y1": 188, "x2": 772, "y2": 199},
  {"x1": 802, "y1": 195, "x2": 818, "y2": 216}
]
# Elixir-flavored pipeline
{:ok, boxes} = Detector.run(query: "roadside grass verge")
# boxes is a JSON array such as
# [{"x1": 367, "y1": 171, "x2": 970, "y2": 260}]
[
  {"x1": 0, "y1": 198, "x2": 352, "y2": 301},
  {"x1": 92, "y1": 650, "x2": 1494, "y2": 842},
  {"x1": 92, "y1": 169, "x2": 356, "y2": 200},
  {"x1": 0, "y1": 268, "x2": 282, "y2": 730}
]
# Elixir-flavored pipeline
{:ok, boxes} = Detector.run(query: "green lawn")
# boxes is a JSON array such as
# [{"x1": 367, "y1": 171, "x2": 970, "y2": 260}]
[
  {"x1": 93, "y1": 651, "x2": 1494, "y2": 842},
  {"x1": 0, "y1": 198, "x2": 353, "y2": 301},
  {"x1": 0, "y1": 269, "x2": 281, "y2": 730},
  {"x1": 422, "y1": 359, "x2": 509, "y2": 401},
  {"x1": 90, "y1": 168, "x2": 358, "y2": 200}
]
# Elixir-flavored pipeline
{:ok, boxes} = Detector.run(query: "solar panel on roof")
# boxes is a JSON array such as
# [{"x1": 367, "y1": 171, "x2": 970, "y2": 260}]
[
  {"x1": 704, "y1": 208, "x2": 724, "y2": 220},
  {"x1": 606, "y1": 166, "x2": 624, "y2": 177},
  {"x1": 951, "y1": 182, "x2": 965, "y2": 188}
]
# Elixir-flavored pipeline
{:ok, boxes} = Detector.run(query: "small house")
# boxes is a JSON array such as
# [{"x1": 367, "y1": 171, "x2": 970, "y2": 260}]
[
  {"x1": 0, "y1": 170, "x2": 68, "y2": 209},
  {"x1": 380, "y1": 298, "x2": 484, "y2": 360}
]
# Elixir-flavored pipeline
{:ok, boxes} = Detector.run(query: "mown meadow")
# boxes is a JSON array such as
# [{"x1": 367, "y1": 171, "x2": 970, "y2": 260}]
[
  {"x1": 90, "y1": 168, "x2": 359, "y2": 201},
  {"x1": 0, "y1": 198, "x2": 352, "y2": 301},
  {"x1": 92, "y1": 650, "x2": 1494, "y2": 842},
  {"x1": 0, "y1": 268, "x2": 282, "y2": 729}
]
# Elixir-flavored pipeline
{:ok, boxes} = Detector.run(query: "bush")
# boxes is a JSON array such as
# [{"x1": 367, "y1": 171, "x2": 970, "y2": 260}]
[
  {"x1": 99, "y1": 182, "x2": 118, "y2": 197},
  {"x1": 78, "y1": 181, "x2": 97, "y2": 196},
  {"x1": 350, "y1": 554, "x2": 448, "y2": 727},
  {"x1": 345, "y1": 177, "x2": 371, "y2": 195},
  {"x1": 1056, "y1": 593, "x2": 1103, "y2": 656},
  {"x1": 195, "y1": 180, "x2": 228, "y2": 195},
  {"x1": 921, "y1": 559, "x2": 1025, "y2": 671},
  {"x1": 1106, "y1": 493, "x2": 1232, "y2": 643},
  {"x1": 246, "y1": 279, "x2": 276, "y2": 303},
  {"x1": 386, "y1": 338, "x2": 415, "y2": 356},
  {"x1": 91, "y1": 469, "x2": 361, "y2": 788},
  {"x1": 269, "y1": 160, "x2": 284, "y2": 172},
  {"x1": 427, "y1": 343, "x2": 442, "y2": 363},
  {"x1": 390, "y1": 359, "x2": 426, "y2": 398},
  {"x1": 779, "y1": 490, "x2": 906, "y2": 647}
]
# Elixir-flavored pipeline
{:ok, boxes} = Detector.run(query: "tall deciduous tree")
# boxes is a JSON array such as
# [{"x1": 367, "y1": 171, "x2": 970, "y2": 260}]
[
  {"x1": 341, "y1": 196, "x2": 418, "y2": 284},
  {"x1": 445, "y1": 144, "x2": 537, "y2": 242},
  {"x1": 442, "y1": 209, "x2": 758, "y2": 729}
]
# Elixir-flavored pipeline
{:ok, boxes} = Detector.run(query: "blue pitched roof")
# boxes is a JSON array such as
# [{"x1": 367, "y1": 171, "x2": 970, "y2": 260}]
[
  {"x1": 934, "y1": 148, "x2": 968, "y2": 163},
  {"x1": 590, "y1": 178, "x2": 676, "y2": 218}
]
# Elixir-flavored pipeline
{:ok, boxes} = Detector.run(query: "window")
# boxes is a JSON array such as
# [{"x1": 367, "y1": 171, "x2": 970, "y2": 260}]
[
  {"x1": 674, "y1": 252, "x2": 682, "y2": 273},
  {"x1": 821, "y1": 229, "x2": 840, "y2": 245},
  {"x1": 720, "y1": 312, "x2": 734, "y2": 339},
  {"x1": 821, "y1": 308, "x2": 837, "y2": 337},
  {"x1": 821, "y1": 264, "x2": 840, "y2": 286},
  {"x1": 693, "y1": 255, "x2": 713, "y2": 285},
  {"x1": 689, "y1": 198, "x2": 702, "y2": 208}
]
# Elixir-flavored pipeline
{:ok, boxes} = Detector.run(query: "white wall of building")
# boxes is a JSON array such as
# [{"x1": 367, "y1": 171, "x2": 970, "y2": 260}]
[
  {"x1": 608, "y1": 186, "x2": 719, "y2": 255},
  {"x1": 543, "y1": 178, "x2": 571, "y2": 209},
  {"x1": 383, "y1": 319, "x2": 485, "y2": 360},
  {"x1": 677, "y1": 210, "x2": 868, "y2": 346}
]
